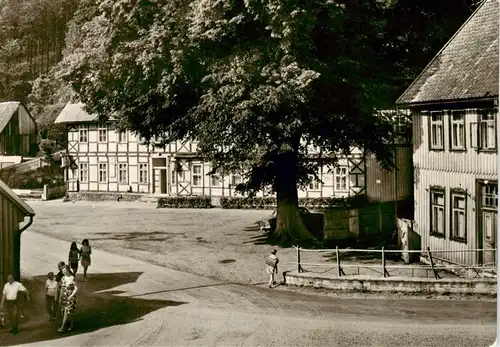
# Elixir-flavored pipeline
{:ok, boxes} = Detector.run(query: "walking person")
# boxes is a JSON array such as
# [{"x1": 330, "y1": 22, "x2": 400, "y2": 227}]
[
  {"x1": 1, "y1": 274, "x2": 30, "y2": 334},
  {"x1": 54, "y1": 261, "x2": 65, "y2": 322},
  {"x1": 45, "y1": 272, "x2": 58, "y2": 321},
  {"x1": 80, "y1": 239, "x2": 92, "y2": 281},
  {"x1": 265, "y1": 249, "x2": 279, "y2": 288},
  {"x1": 68, "y1": 242, "x2": 80, "y2": 277},
  {"x1": 58, "y1": 265, "x2": 78, "y2": 333}
]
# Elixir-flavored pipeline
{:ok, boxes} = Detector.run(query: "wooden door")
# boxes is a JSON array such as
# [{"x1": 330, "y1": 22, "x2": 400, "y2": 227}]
[
  {"x1": 478, "y1": 182, "x2": 498, "y2": 266},
  {"x1": 481, "y1": 211, "x2": 497, "y2": 265}
]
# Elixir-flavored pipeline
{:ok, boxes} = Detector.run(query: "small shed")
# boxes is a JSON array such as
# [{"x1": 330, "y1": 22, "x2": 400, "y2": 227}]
[{"x1": 0, "y1": 178, "x2": 35, "y2": 288}]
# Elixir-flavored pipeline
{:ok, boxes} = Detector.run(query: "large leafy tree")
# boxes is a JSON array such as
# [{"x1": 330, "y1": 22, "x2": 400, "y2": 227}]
[{"x1": 60, "y1": 0, "x2": 474, "y2": 245}]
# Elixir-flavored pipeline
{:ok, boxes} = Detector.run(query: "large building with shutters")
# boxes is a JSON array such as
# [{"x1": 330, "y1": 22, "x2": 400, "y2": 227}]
[{"x1": 396, "y1": 0, "x2": 498, "y2": 267}]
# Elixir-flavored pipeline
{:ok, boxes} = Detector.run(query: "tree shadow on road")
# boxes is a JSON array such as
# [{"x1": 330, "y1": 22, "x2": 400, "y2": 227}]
[{"x1": 0, "y1": 272, "x2": 187, "y2": 346}]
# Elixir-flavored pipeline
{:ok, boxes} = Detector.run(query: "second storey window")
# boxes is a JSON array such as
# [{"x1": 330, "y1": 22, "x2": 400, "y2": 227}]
[
  {"x1": 79, "y1": 125, "x2": 88, "y2": 142},
  {"x1": 118, "y1": 163, "x2": 128, "y2": 183},
  {"x1": 192, "y1": 164, "x2": 202, "y2": 186},
  {"x1": 335, "y1": 167, "x2": 348, "y2": 191},
  {"x1": 429, "y1": 112, "x2": 444, "y2": 150},
  {"x1": 79, "y1": 163, "x2": 88, "y2": 182},
  {"x1": 450, "y1": 111, "x2": 465, "y2": 150},
  {"x1": 99, "y1": 163, "x2": 107, "y2": 183},
  {"x1": 430, "y1": 189, "x2": 445, "y2": 237},
  {"x1": 118, "y1": 130, "x2": 127, "y2": 143},
  {"x1": 480, "y1": 111, "x2": 496, "y2": 150},
  {"x1": 98, "y1": 126, "x2": 107, "y2": 142}
]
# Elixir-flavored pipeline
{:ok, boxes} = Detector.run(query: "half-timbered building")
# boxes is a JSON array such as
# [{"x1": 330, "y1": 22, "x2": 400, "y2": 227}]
[
  {"x1": 55, "y1": 103, "x2": 413, "y2": 204},
  {"x1": 396, "y1": 0, "x2": 498, "y2": 267}
]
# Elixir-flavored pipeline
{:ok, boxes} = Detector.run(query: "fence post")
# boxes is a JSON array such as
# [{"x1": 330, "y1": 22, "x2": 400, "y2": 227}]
[
  {"x1": 297, "y1": 246, "x2": 302, "y2": 273},
  {"x1": 336, "y1": 246, "x2": 345, "y2": 276},
  {"x1": 382, "y1": 247, "x2": 390, "y2": 278},
  {"x1": 427, "y1": 247, "x2": 441, "y2": 279},
  {"x1": 42, "y1": 184, "x2": 48, "y2": 201}
]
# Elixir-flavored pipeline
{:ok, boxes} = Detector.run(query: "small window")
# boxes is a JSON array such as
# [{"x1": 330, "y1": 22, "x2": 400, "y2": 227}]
[
  {"x1": 118, "y1": 163, "x2": 128, "y2": 183},
  {"x1": 429, "y1": 112, "x2": 444, "y2": 150},
  {"x1": 98, "y1": 126, "x2": 107, "y2": 143},
  {"x1": 449, "y1": 111, "x2": 465, "y2": 150},
  {"x1": 482, "y1": 184, "x2": 498, "y2": 209},
  {"x1": 98, "y1": 163, "x2": 108, "y2": 183},
  {"x1": 79, "y1": 163, "x2": 88, "y2": 182},
  {"x1": 139, "y1": 164, "x2": 148, "y2": 184},
  {"x1": 335, "y1": 167, "x2": 348, "y2": 191},
  {"x1": 308, "y1": 175, "x2": 320, "y2": 190},
  {"x1": 480, "y1": 111, "x2": 496, "y2": 150},
  {"x1": 79, "y1": 125, "x2": 88, "y2": 142},
  {"x1": 192, "y1": 164, "x2": 202, "y2": 186},
  {"x1": 450, "y1": 192, "x2": 466, "y2": 241},
  {"x1": 211, "y1": 174, "x2": 221, "y2": 187},
  {"x1": 118, "y1": 130, "x2": 127, "y2": 143},
  {"x1": 430, "y1": 189, "x2": 445, "y2": 237}
]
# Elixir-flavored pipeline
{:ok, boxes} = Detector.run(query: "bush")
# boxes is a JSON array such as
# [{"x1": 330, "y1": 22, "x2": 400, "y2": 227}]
[
  {"x1": 220, "y1": 195, "x2": 369, "y2": 210},
  {"x1": 157, "y1": 196, "x2": 213, "y2": 209},
  {"x1": 1, "y1": 164, "x2": 64, "y2": 189}
]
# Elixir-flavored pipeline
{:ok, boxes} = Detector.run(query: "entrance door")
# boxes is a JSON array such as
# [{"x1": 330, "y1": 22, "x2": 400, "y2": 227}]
[
  {"x1": 478, "y1": 182, "x2": 498, "y2": 265},
  {"x1": 152, "y1": 158, "x2": 167, "y2": 194}
]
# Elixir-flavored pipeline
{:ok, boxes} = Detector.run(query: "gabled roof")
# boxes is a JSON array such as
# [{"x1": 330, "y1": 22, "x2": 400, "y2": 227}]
[
  {"x1": 397, "y1": 0, "x2": 499, "y2": 106},
  {"x1": 0, "y1": 102, "x2": 22, "y2": 134},
  {"x1": 54, "y1": 103, "x2": 98, "y2": 124},
  {"x1": 0, "y1": 179, "x2": 35, "y2": 216}
]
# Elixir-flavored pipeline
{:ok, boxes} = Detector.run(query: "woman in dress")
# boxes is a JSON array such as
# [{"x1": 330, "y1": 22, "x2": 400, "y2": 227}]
[
  {"x1": 58, "y1": 265, "x2": 78, "y2": 333},
  {"x1": 80, "y1": 239, "x2": 92, "y2": 281},
  {"x1": 68, "y1": 242, "x2": 80, "y2": 276}
]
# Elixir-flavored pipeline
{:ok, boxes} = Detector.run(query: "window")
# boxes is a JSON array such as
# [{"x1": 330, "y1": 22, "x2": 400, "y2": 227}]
[
  {"x1": 450, "y1": 111, "x2": 465, "y2": 150},
  {"x1": 480, "y1": 111, "x2": 496, "y2": 150},
  {"x1": 139, "y1": 164, "x2": 148, "y2": 184},
  {"x1": 308, "y1": 175, "x2": 320, "y2": 190},
  {"x1": 211, "y1": 174, "x2": 221, "y2": 187},
  {"x1": 98, "y1": 126, "x2": 107, "y2": 142},
  {"x1": 79, "y1": 163, "x2": 88, "y2": 182},
  {"x1": 231, "y1": 174, "x2": 242, "y2": 187},
  {"x1": 482, "y1": 184, "x2": 498, "y2": 209},
  {"x1": 118, "y1": 130, "x2": 127, "y2": 143},
  {"x1": 450, "y1": 191, "x2": 466, "y2": 241},
  {"x1": 98, "y1": 163, "x2": 108, "y2": 183},
  {"x1": 335, "y1": 167, "x2": 348, "y2": 191},
  {"x1": 192, "y1": 165, "x2": 202, "y2": 186},
  {"x1": 429, "y1": 112, "x2": 444, "y2": 150},
  {"x1": 118, "y1": 163, "x2": 128, "y2": 183},
  {"x1": 177, "y1": 170, "x2": 186, "y2": 183},
  {"x1": 430, "y1": 189, "x2": 445, "y2": 237},
  {"x1": 79, "y1": 125, "x2": 88, "y2": 142}
]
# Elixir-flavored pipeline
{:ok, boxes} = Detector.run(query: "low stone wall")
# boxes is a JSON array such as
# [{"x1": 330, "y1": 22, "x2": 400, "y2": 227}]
[
  {"x1": 67, "y1": 192, "x2": 145, "y2": 202},
  {"x1": 284, "y1": 270, "x2": 496, "y2": 295}
]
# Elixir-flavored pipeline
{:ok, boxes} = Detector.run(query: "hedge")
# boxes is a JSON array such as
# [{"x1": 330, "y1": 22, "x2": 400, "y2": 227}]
[
  {"x1": 157, "y1": 196, "x2": 213, "y2": 209},
  {"x1": 220, "y1": 195, "x2": 369, "y2": 210}
]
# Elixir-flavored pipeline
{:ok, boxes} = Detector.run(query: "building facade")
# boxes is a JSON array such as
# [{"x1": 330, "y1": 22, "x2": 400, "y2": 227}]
[
  {"x1": 55, "y1": 103, "x2": 413, "y2": 203},
  {"x1": 0, "y1": 102, "x2": 38, "y2": 169},
  {"x1": 396, "y1": 0, "x2": 498, "y2": 266},
  {"x1": 0, "y1": 178, "x2": 35, "y2": 287}
]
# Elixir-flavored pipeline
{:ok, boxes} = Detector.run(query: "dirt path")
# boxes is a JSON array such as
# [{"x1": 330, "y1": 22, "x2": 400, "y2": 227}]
[{"x1": 0, "y1": 231, "x2": 495, "y2": 347}]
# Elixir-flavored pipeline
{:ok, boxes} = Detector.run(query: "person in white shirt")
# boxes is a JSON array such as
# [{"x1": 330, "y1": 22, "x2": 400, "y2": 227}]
[
  {"x1": 265, "y1": 249, "x2": 279, "y2": 288},
  {"x1": 1, "y1": 274, "x2": 29, "y2": 334},
  {"x1": 46, "y1": 272, "x2": 58, "y2": 321}
]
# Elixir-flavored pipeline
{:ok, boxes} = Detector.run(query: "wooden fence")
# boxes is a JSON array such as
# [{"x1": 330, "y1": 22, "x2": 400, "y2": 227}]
[{"x1": 42, "y1": 183, "x2": 67, "y2": 201}]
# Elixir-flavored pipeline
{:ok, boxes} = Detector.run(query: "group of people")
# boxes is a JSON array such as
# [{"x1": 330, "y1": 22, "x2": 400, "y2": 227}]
[{"x1": 1, "y1": 239, "x2": 92, "y2": 335}]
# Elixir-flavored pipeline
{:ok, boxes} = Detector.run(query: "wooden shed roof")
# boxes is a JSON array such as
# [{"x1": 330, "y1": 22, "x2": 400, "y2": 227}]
[
  {"x1": 0, "y1": 179, "x2": 35, "y2": 216},
  {"x1": 396, "y1": 0, "x2": 499, "y2": 106},
  {"x1": 0, "y1": 101, "x2": 36, "y2": 134},
  {"x1": 54, "y1": 103, "x2": 98, "y2": 124}
]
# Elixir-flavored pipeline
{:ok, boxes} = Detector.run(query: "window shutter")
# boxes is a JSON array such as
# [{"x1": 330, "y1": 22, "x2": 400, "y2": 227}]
[{"x1": 470, "y1": 122, "x2": 479, "y2": 149}]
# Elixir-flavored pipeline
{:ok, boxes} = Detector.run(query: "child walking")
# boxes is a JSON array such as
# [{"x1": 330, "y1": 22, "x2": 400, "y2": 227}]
[
  {"x1": 80, "y1": 239, "x2": 92, "y2": 281},
  {"x1": 45, "y1": 272, "x2": 57, "y2": 321},
  {"x1": 68, "y1": 242, "x2": 80, "y2": 277},
  {"x1": 265, "y1": 249, "x2": 279, "y2": 288}
]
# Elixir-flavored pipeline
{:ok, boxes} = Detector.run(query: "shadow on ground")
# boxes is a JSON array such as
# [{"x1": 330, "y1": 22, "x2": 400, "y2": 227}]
[{"x1": 0, "y1": 272, "x2": 187, "y2": 346}]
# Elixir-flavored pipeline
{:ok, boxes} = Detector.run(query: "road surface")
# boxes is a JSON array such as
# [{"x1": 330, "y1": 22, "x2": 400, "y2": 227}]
[{"x1": 2, "y1": 232, "x2": 496, "y2": 347}]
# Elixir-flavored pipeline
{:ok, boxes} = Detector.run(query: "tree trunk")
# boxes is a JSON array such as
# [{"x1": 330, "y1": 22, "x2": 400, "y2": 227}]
[{"x1": 274, "y1": 151, "x2": 316, "y2": 246}]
